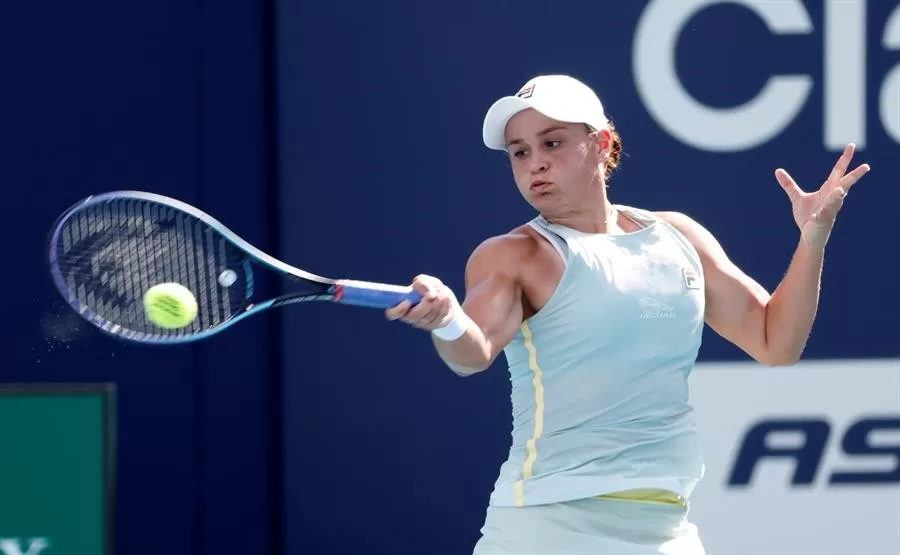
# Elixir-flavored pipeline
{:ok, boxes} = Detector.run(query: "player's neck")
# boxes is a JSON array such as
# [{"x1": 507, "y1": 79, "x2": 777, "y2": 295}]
[{"x1": 543, "y1": 198, "x2": 622, "y2": 235}]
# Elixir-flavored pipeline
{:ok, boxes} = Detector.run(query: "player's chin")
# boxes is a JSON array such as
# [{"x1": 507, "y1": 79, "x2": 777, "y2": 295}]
[{"x1": 526, "y1": 190, "x2": 558, "y2": 208}]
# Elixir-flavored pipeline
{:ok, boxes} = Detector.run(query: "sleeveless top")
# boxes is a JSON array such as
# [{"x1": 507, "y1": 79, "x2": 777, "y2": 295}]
[{"x1": 488, "y1": 205, "x2": 706, "y2": 508}]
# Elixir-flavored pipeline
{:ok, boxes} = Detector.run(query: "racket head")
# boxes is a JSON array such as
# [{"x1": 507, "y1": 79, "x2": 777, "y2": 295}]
[{"x1": 46, "y1": 191, "x2": 333, "y2": 344}]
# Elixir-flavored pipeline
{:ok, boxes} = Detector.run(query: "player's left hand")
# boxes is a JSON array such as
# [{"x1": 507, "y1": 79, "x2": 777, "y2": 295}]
[{"x1": 775, "y1": 143, "x2": 870, "y2": 250}]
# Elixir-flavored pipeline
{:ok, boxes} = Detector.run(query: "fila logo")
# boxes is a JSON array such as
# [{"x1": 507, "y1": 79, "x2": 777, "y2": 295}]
[
  {"x1": 517, "y1": 84, "x2": 535, "y2": 99},
  {"x1": 683, "y1": 268, "x2": 700, "y2": 290},
  {"x1": 639, "y1": 296, "x2": 676, "y2": 319}
]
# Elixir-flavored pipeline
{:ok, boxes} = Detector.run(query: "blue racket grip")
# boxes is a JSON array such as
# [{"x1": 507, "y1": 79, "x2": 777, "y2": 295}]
[{"x1": 331, "y1": 279, "x2": 422, "y2": 309}]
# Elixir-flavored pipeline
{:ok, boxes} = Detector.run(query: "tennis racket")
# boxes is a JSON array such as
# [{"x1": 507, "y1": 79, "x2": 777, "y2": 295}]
[{"x1": 46, "y1": 190, "x2": 422, "y2": 344}]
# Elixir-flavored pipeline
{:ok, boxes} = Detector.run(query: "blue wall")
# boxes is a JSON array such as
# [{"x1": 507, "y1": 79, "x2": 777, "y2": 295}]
[
  {"x1": 277, "y1": 1, "x2": 899, "y2": 554},
  {"x1": 2, "y1": 0, "x2": 898, "y2": 554}
]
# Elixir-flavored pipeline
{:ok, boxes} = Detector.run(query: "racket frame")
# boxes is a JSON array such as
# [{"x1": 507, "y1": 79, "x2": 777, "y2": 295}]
[{"x1": 46, "y1": 190, "x2": 419, "y2": 344}]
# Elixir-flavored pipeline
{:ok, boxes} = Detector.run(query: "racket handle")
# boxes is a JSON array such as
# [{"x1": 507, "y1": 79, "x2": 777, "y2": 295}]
[{"x1": 331, "y1": 279, "x2": 422, "y2": 309}]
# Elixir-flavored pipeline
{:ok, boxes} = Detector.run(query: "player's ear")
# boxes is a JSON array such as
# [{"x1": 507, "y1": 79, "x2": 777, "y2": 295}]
[
  {"x1": 586, "y1": 125, "x2": 611, "y2": 159},
  {"x1": 595, "y1": 127, "x2": 612, "y2": 159}
]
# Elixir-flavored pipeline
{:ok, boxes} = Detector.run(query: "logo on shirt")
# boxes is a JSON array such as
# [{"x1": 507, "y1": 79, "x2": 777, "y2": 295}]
[
  {"x1": 639, "y1": 296, "x2": 676, "y2": 319},
  {"x1": 683, "y1": 268, "x2": 700, "y2": 290}
]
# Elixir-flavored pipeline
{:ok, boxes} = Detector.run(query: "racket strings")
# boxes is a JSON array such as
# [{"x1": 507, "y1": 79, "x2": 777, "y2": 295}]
[{"x1": 51, "y1": 198, "x2": 251, "y2": 339}]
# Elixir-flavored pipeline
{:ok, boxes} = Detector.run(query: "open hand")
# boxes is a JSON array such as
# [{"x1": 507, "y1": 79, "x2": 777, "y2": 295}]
[{"x1": 775, "y1": 143, "x2": 870, "y2": 250}]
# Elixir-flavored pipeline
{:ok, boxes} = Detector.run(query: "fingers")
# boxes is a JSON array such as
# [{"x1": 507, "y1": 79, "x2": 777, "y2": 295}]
[
  {"x1": 405, "y1": 275, "x2": 450, "y2": 328},
  {"x1": 828, "y1": 143, "x2": 871, "y2": 194},
  {"x1": 384, "y1": 299, "x2": 412, "y2": 321},
  {"x1": 385, "y1": 276, "x2": 431, "y2": 321},
  {"x1": 827, "y1": 143, "x2": 856, "y2": 184},
  {"x1": 405, "y1": 297, "x2": 450, "y2": 329},
  {"x1": 775, "y1": 168, "x2": 803, "y2": 201},
  {"x1": 839, "y1": 162, "x2": 871, "y2": 193},
  {"x1": 779, "y1": 143, "x2": 871, "y2": 202},
  {"x1": 384, "y1": 274, "x2": 453, "y2": 330}
]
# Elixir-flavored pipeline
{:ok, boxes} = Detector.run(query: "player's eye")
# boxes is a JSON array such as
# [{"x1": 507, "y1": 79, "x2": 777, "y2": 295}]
[{"x1": 545, "y1": 140, "x2": 561, "y2": 149}]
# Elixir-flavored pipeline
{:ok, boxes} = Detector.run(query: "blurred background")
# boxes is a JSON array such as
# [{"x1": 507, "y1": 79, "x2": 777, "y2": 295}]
[{"x1": 1, "y1": 0, "x2": 898, "y2": 554}]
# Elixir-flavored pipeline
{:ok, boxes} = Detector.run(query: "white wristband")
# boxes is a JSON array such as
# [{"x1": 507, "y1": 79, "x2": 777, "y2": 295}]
[{"x1": 432, "y1": 308, "x2": 468, "y2": 341}]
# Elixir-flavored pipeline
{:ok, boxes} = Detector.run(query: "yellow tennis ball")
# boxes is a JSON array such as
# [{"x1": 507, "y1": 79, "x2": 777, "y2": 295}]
[{"x1": 143, "y1": 283, "x2": 198, "y2": 329}]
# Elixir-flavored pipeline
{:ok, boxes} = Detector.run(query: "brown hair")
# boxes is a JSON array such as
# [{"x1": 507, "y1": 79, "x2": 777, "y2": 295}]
[{"x1": 587, "y1": 122, "x2": 623, "y2": 181}]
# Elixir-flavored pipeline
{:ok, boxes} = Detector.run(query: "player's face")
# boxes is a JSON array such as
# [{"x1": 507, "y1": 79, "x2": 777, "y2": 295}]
[{"x1": 504, "y1": 109, "x2": 608, "y2": 214}]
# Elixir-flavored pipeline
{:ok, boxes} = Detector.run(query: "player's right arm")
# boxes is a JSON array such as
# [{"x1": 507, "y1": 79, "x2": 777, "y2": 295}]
[{"x1": 386, "y1": 235, "x2": 527, "y2": 377}]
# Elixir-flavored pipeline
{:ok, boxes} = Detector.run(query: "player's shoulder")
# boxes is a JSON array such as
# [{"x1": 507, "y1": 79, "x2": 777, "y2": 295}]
[
  {"x1": 650, "y1": 209, "x2": 695, "y2": 228},
  {"x1": 650, "y1": 209, "x2": 722, "y2": 253},
  {"x1": 465, "y1": 224, "x2": 544, "y2": 273}
]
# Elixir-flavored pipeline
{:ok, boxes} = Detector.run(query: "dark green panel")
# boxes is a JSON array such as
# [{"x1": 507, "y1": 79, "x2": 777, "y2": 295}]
[{"x1": 0, "y1": 386, "x2": 114, "y2": 555}]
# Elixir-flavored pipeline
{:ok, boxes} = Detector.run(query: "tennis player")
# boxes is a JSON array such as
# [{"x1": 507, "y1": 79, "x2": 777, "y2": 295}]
[{"x1": 386, "y1": 74, "x2": 870, "y2": 554}]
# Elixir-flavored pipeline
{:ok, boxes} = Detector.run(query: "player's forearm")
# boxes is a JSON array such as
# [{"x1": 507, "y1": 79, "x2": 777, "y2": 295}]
[
  {"x1": 763, "y1": 240, "x2": 825, "y2": 365},
  {"x1": 431, "y1": 314, "x2": 494, "y2": 376}
]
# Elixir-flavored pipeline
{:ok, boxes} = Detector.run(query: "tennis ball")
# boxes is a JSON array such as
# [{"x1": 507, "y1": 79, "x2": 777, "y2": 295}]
[{"x1": 143, "y1": 283, "x2": 198, "y2": 329}]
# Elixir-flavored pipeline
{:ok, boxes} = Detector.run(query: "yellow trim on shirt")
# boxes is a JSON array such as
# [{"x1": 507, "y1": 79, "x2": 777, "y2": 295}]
[
  {"x1": 512, "y1": 322, "x2": 545, "y2": 507},
  {"x1": 598, "y1": 488, "x2": 686, "y2": 507}
]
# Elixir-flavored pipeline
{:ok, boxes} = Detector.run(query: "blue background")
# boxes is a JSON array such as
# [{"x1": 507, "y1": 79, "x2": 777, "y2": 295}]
[{"x1": 2, "y1": 0, "x2": 898, "y2": 554}]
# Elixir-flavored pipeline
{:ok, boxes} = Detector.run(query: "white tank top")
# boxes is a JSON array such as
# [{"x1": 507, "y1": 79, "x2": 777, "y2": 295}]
[{"x1": 489, "y1": 205, "x2": 707, "y2": 507}]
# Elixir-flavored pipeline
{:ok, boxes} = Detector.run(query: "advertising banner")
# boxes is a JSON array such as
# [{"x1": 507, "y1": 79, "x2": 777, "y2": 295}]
[{"x1": 690, "y1": 360, "x2": 900, "y2": 555}]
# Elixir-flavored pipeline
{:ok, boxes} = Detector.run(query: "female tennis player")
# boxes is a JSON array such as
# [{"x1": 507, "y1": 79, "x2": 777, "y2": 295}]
[{"x1": 385, "y1": 74, "x2": 870, "y2": 554}]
